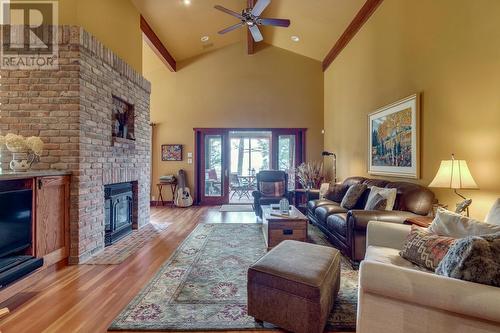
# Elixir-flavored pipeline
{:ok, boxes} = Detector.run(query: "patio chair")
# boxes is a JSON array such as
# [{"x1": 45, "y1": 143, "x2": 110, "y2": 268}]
[
  {"x1": 205, "y1": 168, "x2": 221, "y2": 195},
  {"x1": 230, "y1": 173, "x2": 250, "y2": 200}
]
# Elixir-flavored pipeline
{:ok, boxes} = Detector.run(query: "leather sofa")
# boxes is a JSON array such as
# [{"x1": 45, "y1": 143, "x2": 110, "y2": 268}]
[{"x1": 307, "y1": 176, "x2": 434, "y2": 261}]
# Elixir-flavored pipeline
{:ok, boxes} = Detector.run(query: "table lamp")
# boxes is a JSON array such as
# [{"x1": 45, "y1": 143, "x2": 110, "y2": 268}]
[
  {"x1": 429, "y1": 154, "x2": 478, "y2": 217},
  {"x1": 321, "y1": 151, "x2": 337, "y2": 183}
]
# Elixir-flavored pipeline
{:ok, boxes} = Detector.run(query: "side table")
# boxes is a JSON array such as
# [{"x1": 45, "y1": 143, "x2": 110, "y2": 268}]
[
  {"x1": 404, "y1": 216, "x2": 434, "y2": 228},
  {"x1": 156, "y1": 181, "x2": 177, "y2": 206},
  {"x1": 292, "y1": 189, "x2": 320, "y2": 214}
]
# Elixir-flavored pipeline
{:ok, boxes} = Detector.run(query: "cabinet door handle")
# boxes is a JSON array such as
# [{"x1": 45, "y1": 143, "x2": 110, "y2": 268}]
[{"x1": 38, "y1": 179, "x2": 43, "y2": 189}]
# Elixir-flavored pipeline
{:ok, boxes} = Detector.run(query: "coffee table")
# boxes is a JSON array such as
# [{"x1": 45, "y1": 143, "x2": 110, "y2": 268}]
[{"x1": 261, "y1": 205, "x2": 308, "y2": 249}]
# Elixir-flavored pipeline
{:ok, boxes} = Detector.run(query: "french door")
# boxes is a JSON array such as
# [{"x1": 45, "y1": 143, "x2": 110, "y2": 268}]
[
  {"x1": 196, "y1": 129, "x2": 230, "y2": 205},
  {"x1": 195, "y1": 128, "x2": 306, "y2": 205}
]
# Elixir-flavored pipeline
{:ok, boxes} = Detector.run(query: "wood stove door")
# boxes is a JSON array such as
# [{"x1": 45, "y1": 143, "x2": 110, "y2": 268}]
[{"x1": 112, "y1": 194, "x2": 133, "y2": 232}]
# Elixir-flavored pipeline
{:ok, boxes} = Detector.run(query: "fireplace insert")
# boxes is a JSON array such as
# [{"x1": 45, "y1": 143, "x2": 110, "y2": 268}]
[
  {"x1": 104, "y1": 182, "x2": 134, "y2": 246},
  {"x1": 0, "y1": 187, "x2": 43, "y2": 289}
]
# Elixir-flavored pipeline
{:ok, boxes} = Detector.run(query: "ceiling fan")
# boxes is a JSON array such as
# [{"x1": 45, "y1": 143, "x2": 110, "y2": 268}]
[{"x1": 214, "y1": 0, "x2": 290, "y2": 42}]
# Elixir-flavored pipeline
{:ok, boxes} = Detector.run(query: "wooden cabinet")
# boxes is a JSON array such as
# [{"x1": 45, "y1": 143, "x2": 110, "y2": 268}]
[{"x1": 35, "y1": 176, "x2": 70, "y2": 266}]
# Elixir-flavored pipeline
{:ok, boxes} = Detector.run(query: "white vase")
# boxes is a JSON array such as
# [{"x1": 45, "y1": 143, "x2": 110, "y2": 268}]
[{"x1": 10, "y1": 151, "x2": 35, "y2": 172}]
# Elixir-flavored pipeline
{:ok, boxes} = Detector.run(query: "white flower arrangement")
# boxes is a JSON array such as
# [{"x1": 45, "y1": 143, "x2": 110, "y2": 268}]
[
  {"x1": 25, "y1": 136, "x2": 44, "y2": 156},
  {"x1": 1, "y1": 133, "x2": 44, "y2": 155}
]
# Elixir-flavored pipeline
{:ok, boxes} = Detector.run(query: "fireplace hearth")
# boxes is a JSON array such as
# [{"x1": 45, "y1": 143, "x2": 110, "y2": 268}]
[{"x1": 104, "y1": 182, "x2": 134, "y2": 246}]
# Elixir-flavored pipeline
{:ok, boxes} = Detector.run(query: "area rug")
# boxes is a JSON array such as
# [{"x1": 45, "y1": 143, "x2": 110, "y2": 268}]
[
  {"x1": 219, "y1": 204, "x2": 254, "y2": 212},
  {"x1": 83, "y1": 223, "x2": 171, "y2": 265},
  {"x1": 109, "y1": 223, "x2": 358, "y2": 331}
]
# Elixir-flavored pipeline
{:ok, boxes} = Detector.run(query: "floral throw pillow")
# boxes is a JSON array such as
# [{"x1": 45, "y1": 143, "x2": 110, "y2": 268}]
[
  {"x1": 259, "y1": 181, "x2": 285, "y2": 197},
  {"x1": 400, "y1": 226, "x2": 456, "y2": 271},
  {"x1": 340, "y1": 183, "x2": 367, "y2": 209}
]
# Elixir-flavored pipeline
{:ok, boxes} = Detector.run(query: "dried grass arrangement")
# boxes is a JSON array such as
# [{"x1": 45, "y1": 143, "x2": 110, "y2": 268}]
[{"x1": 296, "y1": 161, "x2": 324, "y2": 189}]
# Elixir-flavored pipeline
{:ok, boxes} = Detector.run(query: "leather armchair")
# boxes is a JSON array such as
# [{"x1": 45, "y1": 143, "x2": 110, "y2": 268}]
[
  {"x1": 252, "y1": 170, "x2": 291, "y2": 217},
  {"x1": 307, "y1": 177, "x2": 435, "y2": 261}
]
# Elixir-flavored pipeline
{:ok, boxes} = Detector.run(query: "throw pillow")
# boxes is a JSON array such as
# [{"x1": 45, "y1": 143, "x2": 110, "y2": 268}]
[
  {"x1": 259, "y1": 181, "x2": 285, "y2": 197},
  {"x1": 428, "y1": 208, "x2": 500, "y2": 238},
  {"x1": 485, "y1": 198, "x2": 500, "y2": 226},
  {"x1": 436, "y1": 233, "x2": 500, "y2": 287},
  {"x1": 364, "y1": 186, "x2": 397, "y2": 211},
  {"x1": 365, "y1": 193, "x2": 387, "y2": 211},
  {"x1": 325, "y1": 184, "x2": 349, "y2": 203},
  {"x1": 400, "y1": 225, "x2": 456, "y2": 271},
  {"x1": 340, "y1": 183, "x2": 367, "y2": 210}
]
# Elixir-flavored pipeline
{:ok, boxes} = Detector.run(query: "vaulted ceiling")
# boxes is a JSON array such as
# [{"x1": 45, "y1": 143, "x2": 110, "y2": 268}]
[{"x1": 132, "y1": 0, "x2": 366, "y2": 62}]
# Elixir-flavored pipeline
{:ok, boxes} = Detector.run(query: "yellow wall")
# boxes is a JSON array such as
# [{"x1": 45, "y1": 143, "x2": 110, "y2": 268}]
[
  {"x1": 324, "y1": 0, "x2": 500, "y2": 219},
  {"x1": 144, "y1": 41, "x2": 324, "y2": 201},
  {"x1": 57, "y1": 0, "x2": 142, "y2": 73}
]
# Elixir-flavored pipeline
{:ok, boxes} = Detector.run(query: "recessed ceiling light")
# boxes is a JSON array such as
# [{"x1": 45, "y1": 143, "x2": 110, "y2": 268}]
[
  {"x1": 291, "y1": 35, "x2": 300, "y2": 42},
  {"x1": 200, "y1": 36, "x2": 210, "y2": 42},
  {"x1": 183, "y1": 0, "x2": 191, "y2": 5}
]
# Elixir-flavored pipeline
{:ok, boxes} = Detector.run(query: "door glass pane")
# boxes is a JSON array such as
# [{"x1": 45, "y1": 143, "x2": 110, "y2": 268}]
[
  {"x1": 229, "y1": 131, "x2": 271, "y2": 203},
  {"x1": 278, "y1": 135, "x2": 296, "y2": 190},
  {"x1": 204, "y1": 135, "x2": 223, "y2": 197}
]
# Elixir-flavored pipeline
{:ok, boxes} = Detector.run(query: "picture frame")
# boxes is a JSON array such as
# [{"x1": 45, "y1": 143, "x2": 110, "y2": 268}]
[
  {"x1": 368, "y1": 94, "x2": 420, "y2": 179},
  {"x1": 162, "y1": 144, "x2": 183, "y2": 161}
]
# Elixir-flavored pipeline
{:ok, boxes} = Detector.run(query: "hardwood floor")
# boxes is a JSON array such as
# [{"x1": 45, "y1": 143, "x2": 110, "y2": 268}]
[{"x1": 0, "y1": 206, "x2": 348, "y2": 333}]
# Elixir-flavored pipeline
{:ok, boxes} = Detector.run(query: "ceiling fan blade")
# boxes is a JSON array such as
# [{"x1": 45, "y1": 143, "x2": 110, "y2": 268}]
[
  {"x1": 251, "y1": 0, "x2": 271, "y2": 16},
  {"x1": 248, "y1": 25, "x2": 263, "y2": 42},
  {"x1": 218, "y1": 22, "x2": 244, "y2": 34},
  {"x1": 258, "y1": 18, "x2": 290, "y2": 27},
  {"x1": 214, "y1": 5, "x2": 244, "y2": 20}
]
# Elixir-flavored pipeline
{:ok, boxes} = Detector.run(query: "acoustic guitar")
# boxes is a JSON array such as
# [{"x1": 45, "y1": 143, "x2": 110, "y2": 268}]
[{"x1": 174, "y1": 169, "x2": 193, "y2": 207}]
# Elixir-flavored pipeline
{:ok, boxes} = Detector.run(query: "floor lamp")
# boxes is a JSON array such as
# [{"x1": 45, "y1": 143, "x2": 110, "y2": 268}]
[{"x1": 321, "y1": 151, "x2": 337, "y2": 184}]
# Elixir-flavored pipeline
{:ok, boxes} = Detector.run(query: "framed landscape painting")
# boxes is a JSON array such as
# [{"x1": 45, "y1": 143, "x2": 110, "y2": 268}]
[
  {"x1": 368, "y1": 94, "x2": 420, "y2": 179},
  {"x1": 162, "y1": 144, "x2": 183, "y2": 161}
]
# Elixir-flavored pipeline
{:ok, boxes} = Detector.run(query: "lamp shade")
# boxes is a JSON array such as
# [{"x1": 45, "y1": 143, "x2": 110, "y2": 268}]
[{"x1": 429, "y1": 158, "x2": 478, "y2": 189}]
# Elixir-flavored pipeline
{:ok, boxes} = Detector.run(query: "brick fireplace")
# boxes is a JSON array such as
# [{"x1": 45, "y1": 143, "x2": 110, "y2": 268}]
[{"x1": 0, "y1": 26, "x2": 151, "y2": 263}]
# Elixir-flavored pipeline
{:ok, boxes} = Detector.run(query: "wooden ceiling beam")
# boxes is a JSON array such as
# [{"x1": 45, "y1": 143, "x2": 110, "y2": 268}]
[
  {"x1": 247, "y1": 0, "x2": 256, "y2": 55},
  {"x1": 140, "y1": 15, "x2": 177, "y2": 72},
  {"x1": 322, "y1": 0, "x2": 384, "y2": 71}
]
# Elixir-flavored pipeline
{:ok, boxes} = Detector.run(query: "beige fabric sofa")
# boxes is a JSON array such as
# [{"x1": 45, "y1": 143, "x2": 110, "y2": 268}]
[{"x1": 357, "y1": 222, "x2": 500, "y2": 333}]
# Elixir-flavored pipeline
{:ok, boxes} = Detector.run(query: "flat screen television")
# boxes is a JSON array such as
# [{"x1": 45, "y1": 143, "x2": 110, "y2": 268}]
[{"x1": 0, "y1": 189, "x2": 32, "y2": 258}]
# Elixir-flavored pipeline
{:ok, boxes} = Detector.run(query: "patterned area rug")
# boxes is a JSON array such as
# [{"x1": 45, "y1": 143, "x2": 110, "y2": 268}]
[
  {"x1": 109, "y1": 223, "x2": 358, "y2": 331},
  {"x1": 83, "y1": 223, "x2": 171, "y2": 265}
]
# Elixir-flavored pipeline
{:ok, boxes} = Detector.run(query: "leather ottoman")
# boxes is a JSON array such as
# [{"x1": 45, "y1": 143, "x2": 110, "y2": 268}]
[{"x1": 247, "y1": 240, "x2": 341, "y2": 333}]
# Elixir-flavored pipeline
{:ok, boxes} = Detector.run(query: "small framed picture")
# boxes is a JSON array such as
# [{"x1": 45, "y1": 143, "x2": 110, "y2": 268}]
[{"x1": 162, "y1": 144, "x2": 183, "y2": 161}]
